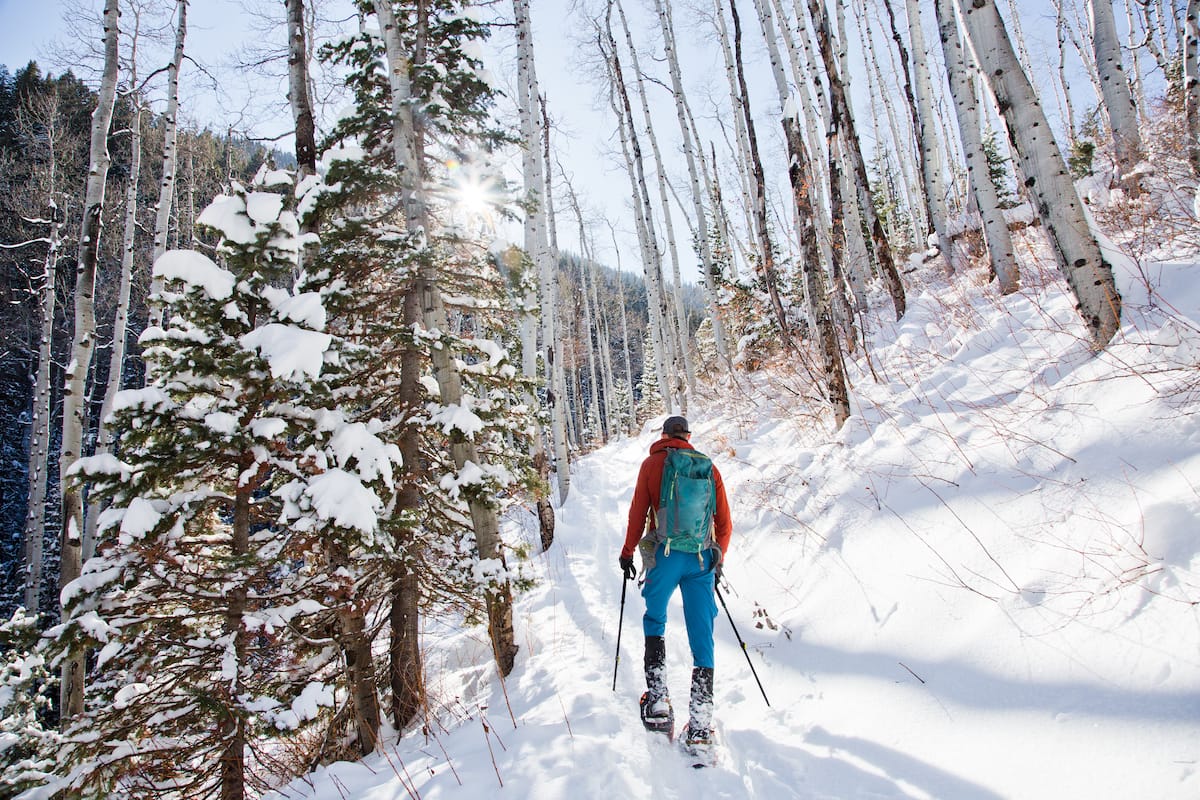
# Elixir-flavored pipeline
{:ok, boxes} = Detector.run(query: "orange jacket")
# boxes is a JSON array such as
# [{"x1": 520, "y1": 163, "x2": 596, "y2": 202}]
[{"x1": 621, "y1": 437, "x2": 732, "y2": 559}]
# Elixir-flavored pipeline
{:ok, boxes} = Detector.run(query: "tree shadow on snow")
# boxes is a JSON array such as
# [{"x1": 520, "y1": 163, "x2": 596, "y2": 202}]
[
  {"x1": 729, "y1": 726, "x2": 1005, "y2": 800},
  {"x1": 786, "y1": 639, "x2": 1200, "y2": 724}
]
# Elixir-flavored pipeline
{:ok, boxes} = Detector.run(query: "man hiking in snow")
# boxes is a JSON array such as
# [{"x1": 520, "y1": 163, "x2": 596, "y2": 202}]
[{"x1": 619, "y1": 415, "x2": 732, "y2": 754}]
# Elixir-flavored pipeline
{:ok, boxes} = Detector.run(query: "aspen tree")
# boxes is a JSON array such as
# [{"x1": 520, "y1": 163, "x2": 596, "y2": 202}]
[
  {"x1": 19, "y1": 91, "x2": 70, "y2": 614},
  {"x1": 614, "y1": 1, "x2": 684, "y2": 414},
  {"x1": 769, "y1": 0, "x2": 839, "y2": 277},
  {"x1": 724, "y1": 0, "x2": 796, "y2": 348},
  {"x1": 755, "y1": 0, "x2": 849, "y2": 423},
  {"x1": 618, "y1": 1, "x2": 692, "y2": 408},
  {"x1": 86, "y1": 13, "x2": 147, "y2": 564},
  {"x1": 1124, "y1": 0, "x2": 1151, "y2": 125},
  {"x1": 1053, "y1": 0, "x2": 1078, "y2": 141},
  {"x1": 654, "y1": 0, "x2": 731, "y2": 371},
  {"x1": 885, "y1": 0, "x2": 960, "y2": 273},
  {"x1": 1140, "y1": 0, "x2": 1176, "y2": 74},
  {"x1": 538, "y1": 97, "x2": 570, "y2": 524},
  {"x1": 806, "y1": 0, "x2": 906, "y2": 319},
  {"x1": 1186, "y1": 0, "x2": 1200, "y2": 176},
  {"x1": 712, "y1": 0, "x2": 764, "y2": 272},
  {"x1": 601, "y1": 1, "x2": 674, "y2": 413},
  {"x1": 609, "y1": 221, "x2": 639, "y2": 431},
  {"x1": 1056, "y1": 0, "x2": 1108, "y2": 118},
  {"x1": 287, "y1": 0, "x2": 317, "y2": 177},
  {"x1": 1090, "y1": 0, "x2": 1144, "y2": 178},
  {"x1": 147, "y1": 0, "x2": 187, "y2": 329},
  {"x1": 955, "y1": 0, "x2": 1121, "y2": 346},
  {"x1": 855, "y1": 0, "x2": 925, "y2": 247},
  {"x1": 57, "y1": 0, "x2": 120, "y2": 722},
  {"x1": 935, "y1": 0, "x2": 1018, "y2": 293},
  {"x1": 515, "y1": 0, "x2": 570, "y2": 508}
]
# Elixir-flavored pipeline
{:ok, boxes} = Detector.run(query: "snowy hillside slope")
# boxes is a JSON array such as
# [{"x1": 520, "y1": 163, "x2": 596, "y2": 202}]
[{"x1": 266, "y1": 245, "x2": 1200, "y2": 799}]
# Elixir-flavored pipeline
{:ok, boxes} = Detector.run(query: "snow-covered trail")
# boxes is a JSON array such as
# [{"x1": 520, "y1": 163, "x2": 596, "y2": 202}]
[
  {"x1": 268, "y1": 257, "x2": 1200, "y2": 800},
  {"x1": 269, "y1": 419, "x2": 1197, "y2": 800}
]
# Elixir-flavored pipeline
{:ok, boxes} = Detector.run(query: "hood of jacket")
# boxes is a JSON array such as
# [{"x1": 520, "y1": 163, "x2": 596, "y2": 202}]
[{"x1": 649, "y1": 436, "x2": 693, "y2": 456}]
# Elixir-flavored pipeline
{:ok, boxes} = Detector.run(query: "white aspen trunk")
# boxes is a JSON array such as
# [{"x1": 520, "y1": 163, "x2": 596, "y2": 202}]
[
  {"x1": 773, "y1": 0, "x2": 840, "y2": 280},
  {"x1": 857, "y1": 0, "x2": 925, "y2": 247},
  {"x1": 567, "y1": 175, "x2": 617, "y2": 441},
  {"x1": 683, "y1": 88, "x2": 743, "y2": 285},
  {"x1": 287, "y1": 0, "x2": 318, "y2": 177},
  {"x1": 1186, "y1": 0, "x2": 1200, "y2": 176},
  {"x1": 807, "y1": 0, "x2": 907, "y2": 319},
  {"x1": 147, "y1": 0, "x2": 187, "y2": 329},
  {"x1": 569, "y1": 194, "x2": 614, "y2": 440},
  {"x1": 542, "y1": 101, "x2": 572, "y2": 507},
  {"x1": 724, "y1": 0, "x2": 796, "y2": 348},
  {"x1": 85, "y1": 5, "x2": 150, "y2": 565},
  {"x1": 576, "y1": 255, "x2": 602, "y2": 440},
  {"x1": 618, "y1": 1, "x2": 692, "y2": 409},
  {"x1": 752, "y1": 0, "x2": 818, "y2": 314},
  {"x1": 1169, "y1": 0, "x2": 1186, "y2": 60},
  {"x1": 609, "y1": 222, "x2": 639, "y2": 431},
  {"x1": 1139, "y1": 0, "x2": 1174, "y2": 74},
  {"x1": 935, "y1": 0, "x2": 1018, "y2": 293},
  {"x1": 287, "y1": 0, "x2": 320, "y2": 279},
  {"x1": 59, "y1": 0, "x2": 120, "y2": 722},
  {"x1": 655, "y1": 0, "x2": 732, "y2": 373},
  {"x1": 1062, "y1": 0, "x2": 1109, "y2": 120},
  {"x1": 1125, "y1": 0, "x2": 1151, "y2": 124},
  {"x1": 1089, "y1": 0, "x2": 1144, "y2": 176},
  {"x1": 713, "y1": 0, "x2": 764, "y2": 262},
  {"x1": 756, "y1": 0, "x2": 850, "y2": 421},
  {"x1": 1004, "y1": 0, "x2": 1035, "y2": 73},
  {"x1": 24, "y1": 200, "x2": 63, "y2": 613},
  {"x1": 897, "y1": 0, "x2": 962, "y2": 273},
  {"x1": 514, "y1": 0, "x2": 569, "y2": 510},
  {"x1": 373, "y1": 0, "x2": 518, "y2": 676},
  {"x1": 604, "y1": 3, "x2": 673, "y2": 414},
  {"x1": 956, "y1": 0, "x2": 1121, "y2": 346},
  {"x1": 86, "y1": 89, "x2": 141, "y2": 562},
  {"x1": 1051, "y1": 0, "x2": 1078, "y2": 140},
  {"x1": 591, "y1": 260, "x2": 617, "y2": 441}
]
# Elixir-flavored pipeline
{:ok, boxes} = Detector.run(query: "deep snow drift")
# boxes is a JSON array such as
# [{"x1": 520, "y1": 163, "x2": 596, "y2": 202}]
[{"x1": 266, "y1": 245, "x2": 1200, "y2": 799}]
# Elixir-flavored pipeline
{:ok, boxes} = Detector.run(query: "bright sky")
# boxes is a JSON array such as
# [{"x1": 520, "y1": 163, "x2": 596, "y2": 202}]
[{"x1": 0, "y1": 0, "x2": 1127, "y2": 286}]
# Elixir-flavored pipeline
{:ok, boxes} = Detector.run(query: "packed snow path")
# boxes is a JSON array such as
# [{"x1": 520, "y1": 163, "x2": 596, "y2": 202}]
[
  {"x1": 270, "y1": 262, "x2": 1200, "y2": 800},
  {"x1": 271, "y1": 429, "x2": 1199, "y2": 800}
]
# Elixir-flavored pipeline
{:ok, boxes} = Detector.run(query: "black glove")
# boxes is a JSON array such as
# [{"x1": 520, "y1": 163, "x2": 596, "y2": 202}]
[
  {"x1": 713, "y1": 561, "x2": 724, "y2": 583},
  {"x1": 619, "y1": 555, "x2": 636, "y2": 581}
]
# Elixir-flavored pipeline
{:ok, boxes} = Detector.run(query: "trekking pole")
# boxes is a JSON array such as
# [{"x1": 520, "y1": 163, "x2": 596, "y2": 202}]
[
  {"x1": 613, "y1": 575, "x2": 629, "y2": 691},
  {"x1": 715, "y1": 585, "x2": 770, "y2": 707}
]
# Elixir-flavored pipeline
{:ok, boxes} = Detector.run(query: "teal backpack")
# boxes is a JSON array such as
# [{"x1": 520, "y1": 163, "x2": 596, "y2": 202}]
[{"x1": 654, "y1": 447, "x2": 717, "y2": 555}]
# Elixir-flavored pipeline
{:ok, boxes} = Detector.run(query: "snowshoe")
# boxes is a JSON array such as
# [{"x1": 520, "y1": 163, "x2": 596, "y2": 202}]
[
  {"x1": 639, "y1": 691, "x2": 674, "y2": 740},
  {"x1": 681, "y1": 723, "x2": 717, "y2": 768}
]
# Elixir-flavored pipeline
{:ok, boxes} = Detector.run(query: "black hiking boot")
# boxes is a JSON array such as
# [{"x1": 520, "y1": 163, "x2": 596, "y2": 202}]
[
  {"x1": 683, "y1": 666, "x2": 715, "y2": 761},
  {"x1": 641, "y1": 636, "x2": 673, "y2": 737}
]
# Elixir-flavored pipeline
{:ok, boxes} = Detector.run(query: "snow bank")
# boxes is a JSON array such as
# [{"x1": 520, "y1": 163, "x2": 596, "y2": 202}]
[{"x1": 266, "y1": 250, "x2": 1200, "y2": 800}]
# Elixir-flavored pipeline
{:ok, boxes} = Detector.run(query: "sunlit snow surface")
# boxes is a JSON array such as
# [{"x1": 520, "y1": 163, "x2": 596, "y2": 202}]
[{"x1": 266, "y1": 248, "x2": 1200, "y2": 799}]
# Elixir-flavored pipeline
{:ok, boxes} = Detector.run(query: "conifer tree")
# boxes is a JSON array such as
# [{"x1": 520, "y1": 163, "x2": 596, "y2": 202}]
[{"x1": 46, "y1": 170, "x2": 378, "y2": 798}]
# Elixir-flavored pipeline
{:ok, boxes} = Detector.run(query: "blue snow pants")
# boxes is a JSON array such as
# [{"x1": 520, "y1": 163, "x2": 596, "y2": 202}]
[{"x1": 641, "y1": 543, "x2": 719, "y2": 669}]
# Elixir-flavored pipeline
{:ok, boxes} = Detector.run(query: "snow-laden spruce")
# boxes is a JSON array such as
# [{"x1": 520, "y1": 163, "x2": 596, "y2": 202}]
[{"x1": 31, "y1": 167, "x2": 404, "y2": 798}]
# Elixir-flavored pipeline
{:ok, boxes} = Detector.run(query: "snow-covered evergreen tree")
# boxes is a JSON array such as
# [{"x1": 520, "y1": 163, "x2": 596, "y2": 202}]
[
  {"x1": 317, "y1": 0, "x2": 539, "y2": 724},
  {"x1": 42, "y1": 169, "x2": 389, "y2": 797},
  {"x1": 0, "y1": 609, "x2": 56, "y2": 795}
]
